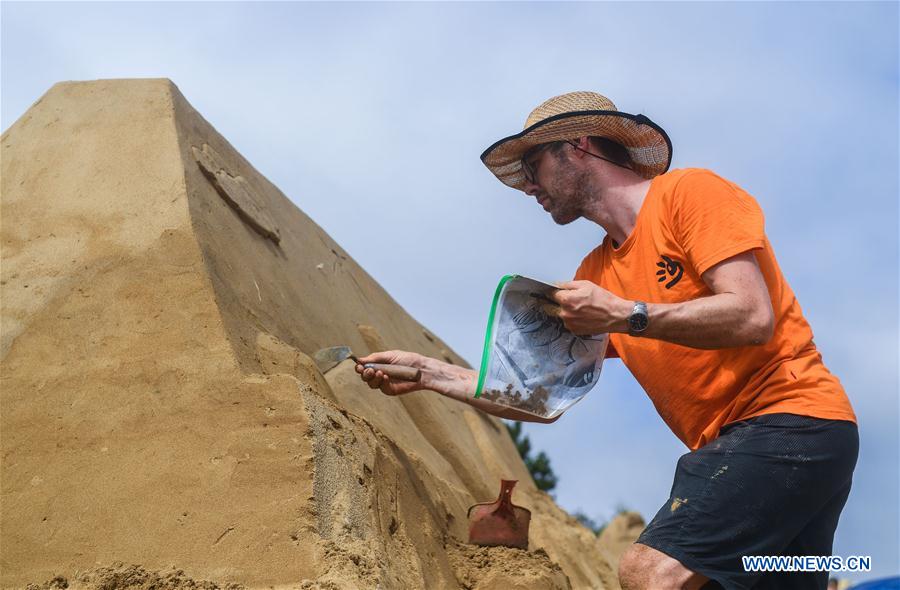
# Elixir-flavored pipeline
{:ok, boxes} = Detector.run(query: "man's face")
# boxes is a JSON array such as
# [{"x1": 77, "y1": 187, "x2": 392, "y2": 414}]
[{"x1": 522, "y1": 142, "x2": 593, "y2": 225}]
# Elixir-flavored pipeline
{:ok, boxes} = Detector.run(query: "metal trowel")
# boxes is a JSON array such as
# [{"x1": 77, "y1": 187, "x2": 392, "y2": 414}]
[
  {"x1": 467, "y1": 479, "x2": 531, "y2": 549},
  {"x1": 312, "y1": 345, "x2": 421, "y2": 381}
]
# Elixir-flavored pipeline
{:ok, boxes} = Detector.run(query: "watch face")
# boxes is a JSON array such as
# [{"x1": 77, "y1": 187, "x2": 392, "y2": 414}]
[{"x1": 629, "y1": 313, "x2": 649, "y2": 332}]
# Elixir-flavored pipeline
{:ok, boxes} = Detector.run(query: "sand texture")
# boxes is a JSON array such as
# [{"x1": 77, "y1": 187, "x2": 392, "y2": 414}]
[{"x1": 1, "y1": 79, "x2": 628, "y2": 589}]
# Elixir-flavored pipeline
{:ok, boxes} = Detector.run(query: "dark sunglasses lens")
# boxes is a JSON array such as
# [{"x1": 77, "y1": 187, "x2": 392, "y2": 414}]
[
  {"x1": 522, "y1": 145, "x2": 545, "y2": 184},
  {"x1": 522, "y1": 162, "x2": 534, "y2": 183}
]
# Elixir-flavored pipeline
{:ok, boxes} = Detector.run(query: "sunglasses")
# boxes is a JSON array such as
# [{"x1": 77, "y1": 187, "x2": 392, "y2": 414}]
[
  {"x1": 521, "y1": 140, "x2": 633, "y2": 185},
  {"x1": 521, "y1": 143, "x2": 557, "y2": 185}
]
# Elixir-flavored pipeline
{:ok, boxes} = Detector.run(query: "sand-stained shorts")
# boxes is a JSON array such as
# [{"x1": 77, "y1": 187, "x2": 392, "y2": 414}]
[{"x1": 636, "y1": 413, "x2": 859, "y2": 590}]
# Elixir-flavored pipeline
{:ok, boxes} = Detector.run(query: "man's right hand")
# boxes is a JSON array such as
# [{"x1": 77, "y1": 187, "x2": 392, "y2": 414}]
[{"x1": 355, "y1": 350, "x2": 431, "y2": 396}]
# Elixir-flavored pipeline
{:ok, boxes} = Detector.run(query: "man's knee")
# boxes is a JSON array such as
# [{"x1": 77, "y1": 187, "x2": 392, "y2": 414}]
[
  {"x1": 618, "y1": 543, "x2": 708, "y2": 590},
  {"x1": 618, "y1": 544, "x2": 645, "y2": 590}
]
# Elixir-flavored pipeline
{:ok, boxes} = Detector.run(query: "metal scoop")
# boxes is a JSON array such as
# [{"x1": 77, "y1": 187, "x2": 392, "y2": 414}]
[
  {"x1": 467, "y1": 479, "x2": 531, "y2": 549},
  {"x1": 312, "y1": 345, "x2": 421, "y2": 381}
]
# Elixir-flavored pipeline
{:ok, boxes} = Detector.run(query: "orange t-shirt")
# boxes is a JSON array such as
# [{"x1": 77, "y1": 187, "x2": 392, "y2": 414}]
[{"x1": 574, "y1": 168, "x2": 856, "y2": 450}]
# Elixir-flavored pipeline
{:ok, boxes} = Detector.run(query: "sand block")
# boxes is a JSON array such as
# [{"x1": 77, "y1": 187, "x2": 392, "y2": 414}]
[{"x1": 1, "y1": 79, "x2": 621, "y2": 589}]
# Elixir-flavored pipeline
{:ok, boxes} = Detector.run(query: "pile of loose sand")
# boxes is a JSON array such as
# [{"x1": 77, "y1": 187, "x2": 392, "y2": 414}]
[
  {"x1": 1, "y1": 79, "x2": 633, "y2": 589},
  {"x1": 26, "y1": 564, "x2": 245, "y2": 590},
  {"x1": 446, "y1": 541, "x2": 572, "y2": 590}
]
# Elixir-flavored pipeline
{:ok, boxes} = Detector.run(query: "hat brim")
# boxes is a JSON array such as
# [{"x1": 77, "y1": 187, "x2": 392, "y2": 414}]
[{"x1": 480, "y1": 110, "x2": 672, "y2": 190}]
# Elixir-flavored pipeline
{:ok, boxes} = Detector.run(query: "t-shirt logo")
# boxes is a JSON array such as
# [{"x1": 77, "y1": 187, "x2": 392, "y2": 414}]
[{"x1": 656, "y1": 255, "x2": 684, "y2": 289}]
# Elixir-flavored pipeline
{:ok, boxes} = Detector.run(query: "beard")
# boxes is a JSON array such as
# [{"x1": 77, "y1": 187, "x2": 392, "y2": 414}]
[
  {"x1": 548, "y1": 203, "x2": 579, "y2": 225},
  {"x1": 545, "y1": 166, "x2": 594, "y2": 225}
]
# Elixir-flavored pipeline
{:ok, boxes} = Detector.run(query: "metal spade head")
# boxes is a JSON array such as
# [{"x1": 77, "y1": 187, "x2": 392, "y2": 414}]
[
  {"x1": 313, "y1": 346, "x2": 358, "y2": 374},
  {"x1": 467, "y1": 479, "x2": 531, "y2": 549},
  {"x1": 313, "y1": 346, "x2": 423, "y2": 381}
]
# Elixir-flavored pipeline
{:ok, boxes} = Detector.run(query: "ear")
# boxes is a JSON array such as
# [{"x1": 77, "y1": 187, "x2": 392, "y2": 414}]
[{"x1": 571, "y1": 136, "x2": 591, "y2": 159}]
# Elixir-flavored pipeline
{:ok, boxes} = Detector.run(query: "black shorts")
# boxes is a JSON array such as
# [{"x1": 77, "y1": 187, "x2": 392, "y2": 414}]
[{"x1": 636, "y1": 413, "x2": 859, "y2": 590}]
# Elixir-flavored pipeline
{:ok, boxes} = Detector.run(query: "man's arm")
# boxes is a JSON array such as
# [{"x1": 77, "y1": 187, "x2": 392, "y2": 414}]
[
  {"x1": 554, "y1": 250, "x2": 775, "y2": 350},
  {"x1": 356, "y1": 351, "x2": 560, "y2": 424}
]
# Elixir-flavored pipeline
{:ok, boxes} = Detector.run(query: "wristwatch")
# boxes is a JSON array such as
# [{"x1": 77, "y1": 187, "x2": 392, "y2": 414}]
[{"x1": 628, "y1": 301, "x2": 649, "y2": 335}]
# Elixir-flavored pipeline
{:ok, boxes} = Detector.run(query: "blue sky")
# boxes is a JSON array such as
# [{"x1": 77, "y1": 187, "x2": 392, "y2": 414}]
[{"x1": 3, "y1": 1, "x2": 897, "y2": 582}]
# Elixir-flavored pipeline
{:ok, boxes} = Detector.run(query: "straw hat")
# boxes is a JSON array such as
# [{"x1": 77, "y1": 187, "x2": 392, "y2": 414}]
[{"x1": 480, "y1": 91, "x2": 672, "y2": 190}]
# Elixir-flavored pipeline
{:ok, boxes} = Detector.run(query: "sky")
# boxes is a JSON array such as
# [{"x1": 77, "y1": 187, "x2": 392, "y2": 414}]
[{"x1": 2, "y1": 0, "x2": 898, "y2": 582}]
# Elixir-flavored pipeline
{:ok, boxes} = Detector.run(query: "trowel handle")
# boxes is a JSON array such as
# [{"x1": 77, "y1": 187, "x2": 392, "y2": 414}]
[{"x1": 364, "y1": 363, "x2": 421, "y2": 382}]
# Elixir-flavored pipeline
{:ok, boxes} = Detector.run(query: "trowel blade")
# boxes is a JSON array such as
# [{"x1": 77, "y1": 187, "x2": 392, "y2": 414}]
[{"x1": 313, "y1": 345, "x2": 356, "y2": 374}]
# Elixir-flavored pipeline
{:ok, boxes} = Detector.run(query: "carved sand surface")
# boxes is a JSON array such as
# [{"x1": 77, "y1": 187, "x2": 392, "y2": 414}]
[{"x1": 1, "y1": 79, "x2": 624, "y2": 589}]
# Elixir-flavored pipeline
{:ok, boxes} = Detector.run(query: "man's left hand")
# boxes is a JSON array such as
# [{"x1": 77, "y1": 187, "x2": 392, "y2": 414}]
[{"x1": 551, "y1": 280, "x2": 631, "y2": 335}]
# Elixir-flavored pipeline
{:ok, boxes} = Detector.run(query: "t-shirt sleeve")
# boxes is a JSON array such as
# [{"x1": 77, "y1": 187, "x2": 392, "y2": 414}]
[{"x1": 671, "y1": 170, "x2": 766, "y2": 276}]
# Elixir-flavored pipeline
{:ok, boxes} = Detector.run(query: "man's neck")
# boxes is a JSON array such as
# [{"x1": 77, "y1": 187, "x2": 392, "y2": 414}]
[{"x1": 582, "y1": 173, "x2": 654, "y2": 246}]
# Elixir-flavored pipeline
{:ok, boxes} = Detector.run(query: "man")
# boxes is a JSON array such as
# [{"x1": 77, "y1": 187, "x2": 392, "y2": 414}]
[{"x1": 356, "y1": 92, "x2": 858, "y2": 589}]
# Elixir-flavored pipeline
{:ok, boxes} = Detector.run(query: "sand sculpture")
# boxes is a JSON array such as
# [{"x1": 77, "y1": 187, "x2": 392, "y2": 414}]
[{"x1": 1, "y1": 79, "x2": 632, "y2": 589}]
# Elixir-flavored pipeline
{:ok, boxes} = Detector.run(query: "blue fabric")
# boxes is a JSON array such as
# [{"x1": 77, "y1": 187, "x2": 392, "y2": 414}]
[{"x1": 848, "y1": 577, "x2": 900, "y2": 590}]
